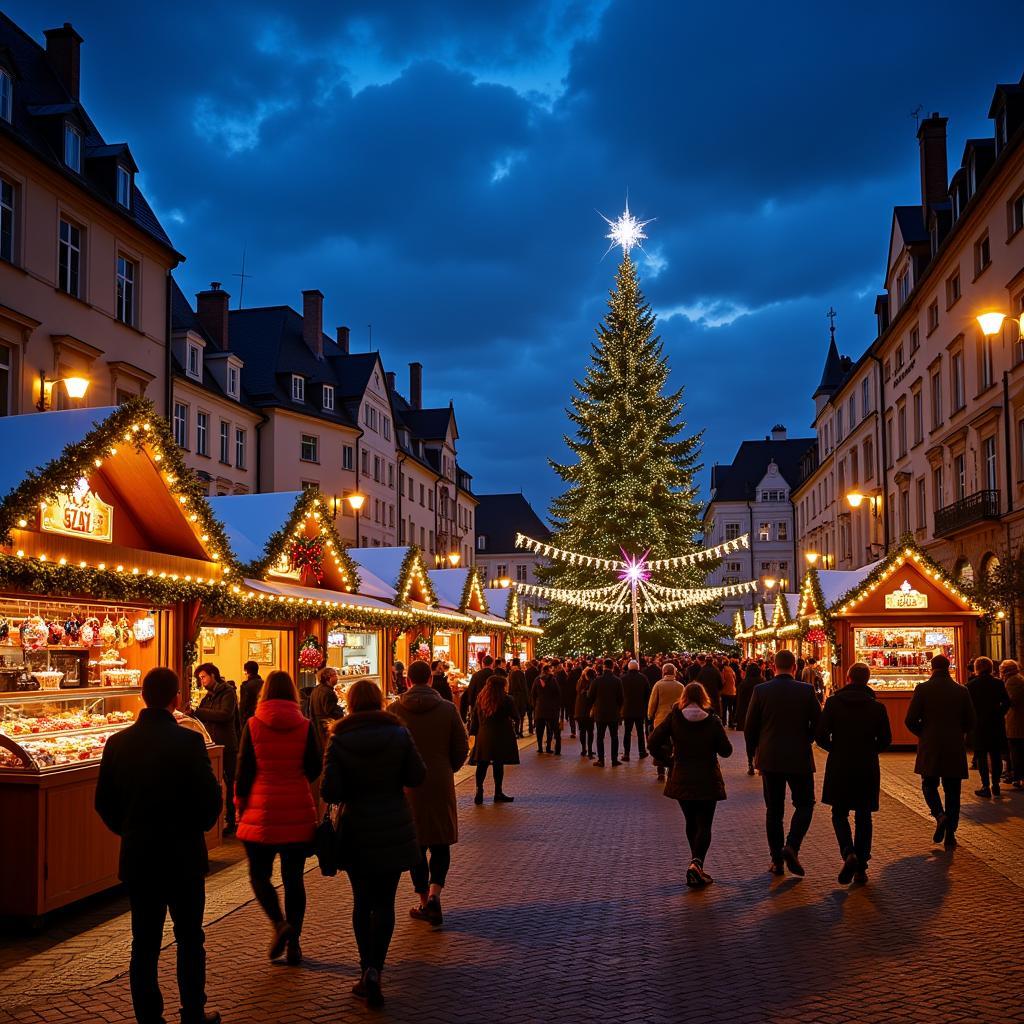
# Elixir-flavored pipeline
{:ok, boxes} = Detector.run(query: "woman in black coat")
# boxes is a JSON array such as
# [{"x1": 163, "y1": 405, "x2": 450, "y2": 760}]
[
  {"x1": 648, "y1": 682, "x2": 732, "y2": 888},
  {"x1": 815, "y1": 663, "x2": 891, "y2": 884},
  {"x1": 735, "y1": 663, "x2": 762, "y2": 774},
  {"x1": 966, "y1": 657, "x2": 1011, "y2": 797},
  {"x1": 430, "y1": 661, "x2": 454, "y2": 703},
  {"x1": 321, "y1": 680, "x2": 426, "y2": 1009},
  {"x1": 575, "y1": 667, "x2": 596, "y2": 758},
  {"x1": 469, "y1": 674, "x2": 520, "y2": 804}
]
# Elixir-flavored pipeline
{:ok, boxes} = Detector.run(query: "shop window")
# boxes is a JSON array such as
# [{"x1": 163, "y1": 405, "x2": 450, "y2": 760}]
[{"x1": 326, "y1": 630, "x2": 380, "y2": 684}]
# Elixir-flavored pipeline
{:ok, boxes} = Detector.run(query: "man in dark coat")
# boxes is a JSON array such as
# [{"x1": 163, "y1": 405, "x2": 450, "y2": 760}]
[
  {"x1": 620, "y1": 660, "x2": 650, "y2": 760},
  {"x1": 238, "y1": 660, "x2": 263, "y2": 729},
  {"x1": 905, "y1": 654, "x2": 977, "y2": 849},
  {"x1": 643, "y1": 656, "x2": 662, "y2": 689},
  {"x1": 531, "y1": 665, "x2": 563, "y2": 754},
  {"x1": 461, "y1": 655, "x2": 494, "y2": 723},
  {"x1": 523, "y1": 659, "x2": 541, "y2": 733},
  {"x1": 191, "y1": 662, "x2": 240, "y2": 835},
  {"x1": 588, "y1": 659, "x2": 624, "y2": 767},
  {"x1": 96, "y1": 668, "x2": 222, "y2": 1024},
  {"x1": 815, "y1": 662, "x2": 892, "y2": 884},
  {"x1": 696, "y1": 657, "x2": 724, "y2": 717},
  {"x1": 563, "y1": 659, "x2": 582, "y2": 738},
  {"x1": 966, "y1": 656, "x2": 1011, "y2": 797},
  {"x1": 309, "y1": 666, "x2": 344, "y2": 747},
  {"x1": 744, "y1": 648, "x2": 821, "y2": 876}
]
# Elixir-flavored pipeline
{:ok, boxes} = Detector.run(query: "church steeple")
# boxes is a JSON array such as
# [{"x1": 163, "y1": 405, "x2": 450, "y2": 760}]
[{"x1": 813, "y1": 308, "x2": 852, "y2": 412}]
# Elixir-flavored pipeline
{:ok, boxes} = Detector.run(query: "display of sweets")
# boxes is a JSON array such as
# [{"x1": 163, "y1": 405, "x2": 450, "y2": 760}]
[
  {"x1": 0, "y1": 708, "x2": 135, "y2": 736},
  {"x1": 18, "y1": 730, "x2": 118, "y2": 766}
]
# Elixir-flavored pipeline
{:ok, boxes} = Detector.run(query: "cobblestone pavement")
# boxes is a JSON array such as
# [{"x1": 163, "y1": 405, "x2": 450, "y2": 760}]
[{"x1": 2, "y1": 730, "x2": 1024, "y2": 1024}]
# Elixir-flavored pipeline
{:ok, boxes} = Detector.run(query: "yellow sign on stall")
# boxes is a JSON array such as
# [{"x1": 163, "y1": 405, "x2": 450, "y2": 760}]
[
  {"x1": 40, "y1": 477, "x2": 113, "y2": 543},
  {"x1": 884, "y1": 580, "x2": 928, "y2": 610}
]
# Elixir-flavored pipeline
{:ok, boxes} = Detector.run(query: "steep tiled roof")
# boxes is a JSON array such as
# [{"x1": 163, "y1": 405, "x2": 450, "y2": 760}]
[
  {"x1": 893, "y1": 206, "x2": 929, "y2": 245},
  {"x1": 0, "y1": 14, "x2": 179, "y2": 257},
  {"x1": 708, "y1": 438, "x2": 815, "y2": 504},
  {"x1": 475, "y1": 493, "x2": 551, "y2": 554}
]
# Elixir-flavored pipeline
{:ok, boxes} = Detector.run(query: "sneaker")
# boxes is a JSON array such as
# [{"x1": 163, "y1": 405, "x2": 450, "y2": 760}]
[
  {"x1": 409, "y1": 904, "x2": 432, "y2": 923},
  {"x1": 685, "y1": 862, "x2": 704, "y2": 888},
  {"x1": 838, "y1": 852, "x2": 859, "y2": 885},
  {"x1": 767, "y1": 860, "x2": 785, "y2": 876},
  {"x1": 364, "y1": 968, "x2": 384, "y2": 1009},
  {"x1": 782, "y1": 845, "x2": 805, "y2": 877},
  {"x1": 269, "y1": 921, "x2": 293, "y2": 960},
  {"x1": 932, "y1": 813, "x2": 947, "y2": 844},
  {"x1": 425, "y1": 896, "x2": 444, "y2": 927},
  {"x1": 975, "y1": 787, "x2": 992, "y2": 798}
]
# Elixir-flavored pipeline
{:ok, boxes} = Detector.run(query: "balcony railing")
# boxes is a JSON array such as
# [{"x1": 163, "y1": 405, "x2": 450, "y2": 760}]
[{"x1": 933, "y1": 489, "x2": 1001, "y2": 538}]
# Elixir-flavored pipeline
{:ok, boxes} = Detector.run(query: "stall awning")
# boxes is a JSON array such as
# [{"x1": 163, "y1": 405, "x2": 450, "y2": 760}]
[{"x1": 242, "y1": 578, "x2": 408, "y2": 621}]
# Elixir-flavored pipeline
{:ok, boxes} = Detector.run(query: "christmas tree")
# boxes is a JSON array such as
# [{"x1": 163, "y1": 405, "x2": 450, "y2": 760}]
[{"x1": 538, "y1": 249, "x2": 722, "y2": 655}]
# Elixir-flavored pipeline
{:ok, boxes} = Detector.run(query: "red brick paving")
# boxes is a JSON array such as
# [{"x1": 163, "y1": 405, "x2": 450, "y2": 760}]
[{"x1": 2, "y1": 731, "x2": 1024, "y2": 1023}]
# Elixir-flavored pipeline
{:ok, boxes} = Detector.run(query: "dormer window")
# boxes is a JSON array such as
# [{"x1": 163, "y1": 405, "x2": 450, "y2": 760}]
[
  {"x1": 227, "y1": 364, "x2": 239, "y2": 399},
  {"x1": 186, "y1": 342, "x2": 202, "y2": 381},
  {"x1": 291, "y1": 374, "x2": 305, "y2": 402},
  {"x1": 322, "y1": 384, "x2": 335, "y2": 411},
  {"x1": 477, "y1": 535, "x2": 486, "y2": 551},
  {"x1": 0, "y1": 69, "x2": 11, "y2": 123},
  {"x1": 896, "y1": 267, "x2": 911, "y2": 308},
  {"x1": 116, "y1": 165, "x2": 132, "y2": 208},
  {"x1": 64, "y1": 124, "x2": 81, "y2": 172}
]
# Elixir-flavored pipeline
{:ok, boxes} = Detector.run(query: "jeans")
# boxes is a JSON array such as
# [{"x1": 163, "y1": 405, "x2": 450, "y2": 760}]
[
  {"x1": 922, "y1": 775, "x2": 962, "y2": 833},
  {"x1": 830, "y1": 806, "x2": 873, "y2": 866},
  {"x1": 127, "y1": 874, "x2": 207, "y2": 1024},
  {"x1": 975, "y1": 748, "x2": 1003, "y2": 789},
  {"x1": 761, "y1": 772, "x2": 815, "y2": 860},
  {"x1": 578, "y1": 720, "x2": 594, "y2": 755},
  {"x1": 622, "y1": 716, "x2": 646, "y2": 757},
  {"x1": 243, "y1": 841, "x2": 309, "y2": 934},
  {"x1": 410, "y1": 845, "x2": 452, "y2": 894},
  {"x1": 596, "y1": 721, "x2": 619, "y2": 763},
  {"x1": 678, "y1": 799, "x2": 717, "y2": 863},
  {"x1": 537, "y1": 718, "x2": 561, "y2": 753},
  {"x1": 475, "y1": 761, "x2": 506, "y2": 792},
  {"x1": 347, "y1": 868, "x2": 402, "y2": 972},
  {"x1": 1009, "y1": 738, "x2": 1024, "y2": 782}
]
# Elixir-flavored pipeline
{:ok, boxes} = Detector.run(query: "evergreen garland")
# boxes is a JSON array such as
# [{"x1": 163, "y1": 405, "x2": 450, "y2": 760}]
[{"x1": 458, "y1": 566, "x2": 488, "y2": 614}]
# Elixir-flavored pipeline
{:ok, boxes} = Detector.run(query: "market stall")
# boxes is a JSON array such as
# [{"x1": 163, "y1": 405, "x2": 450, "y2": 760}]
[
  {"x1": 795, "y1": 544, "x2": 990, "y2": 746},
  {"x1": 0, "y1": 402, "x2": 232, "y2": 918}
]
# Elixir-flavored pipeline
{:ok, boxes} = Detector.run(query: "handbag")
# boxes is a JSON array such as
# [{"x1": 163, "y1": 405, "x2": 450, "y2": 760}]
[{"x1": 314, "y1": 805, "x2": 339, "y2": 877}]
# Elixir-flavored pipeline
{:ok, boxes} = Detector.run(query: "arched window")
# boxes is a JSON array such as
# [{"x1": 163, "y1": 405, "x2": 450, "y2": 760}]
[
  {"x1": 954, "y1": 557, "x2": 974, "y2": 585},
  {"x1": 979, "y1": 552, "x2": 1000, "y2": 583}
]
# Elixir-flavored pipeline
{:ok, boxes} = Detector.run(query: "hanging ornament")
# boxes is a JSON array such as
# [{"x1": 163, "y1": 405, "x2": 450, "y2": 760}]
[
  {"x1": 298, "y1": 633, "x2": 325, "y2": 669},
  {"x1": 21, "y1": 616, "x2": 48, "y2": 650},
  {"x1": 99, "y1": 616, "x2": 117, "y2": 647},
  {"x1": 289, "y1": 536, "x2": 325, "y2": 585},
  {"x1": 133, "y1": 616, "x2": 156, "y2": 643},
  {"x1": 116, "y1": 615, "x2": 134, "y2": 648},
  {"x1": 64, "y1": 615, "x2": 83, "y2": 644},
  {"x1": 47, "y1": 620, "x2": 66, "y2": 646},
  {"x1": 805, "y1": 627, "x2": 827, "y2": 645}
]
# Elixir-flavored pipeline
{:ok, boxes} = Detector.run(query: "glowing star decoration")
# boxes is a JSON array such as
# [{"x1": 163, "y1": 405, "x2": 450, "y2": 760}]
[
  {"x1": 601, "y1": 200, "x2": 654, "y2": 256},
  {"x1": 617, "y1": 550, "x2": 651, "y2": 585}
]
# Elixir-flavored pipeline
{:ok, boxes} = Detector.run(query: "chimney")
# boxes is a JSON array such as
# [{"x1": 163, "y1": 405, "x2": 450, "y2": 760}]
[
  {"x1": 302, "y1": 289, "x2": 324, "y2": 359},
  {"x1": 409, "y1": 362, "x2": 423, "y2": 410},
  {"x1": 385, "y1": 370, "x2": 396, "y2": 394},
  {"x1": 336, "y1": 325, "x2": 350, "y2": 355},
  {"x1": 195, "y1": 282, "x2": 230, "y2": 349},
  {"x1": 918, "y1": 112, "x2": 948, "y2": 209},
  {"x1": 770, "y1": 424, "x2": 787, "y2": 441},
  {"x1": 44, "y1": 24, "x2": 84, "y2": 102}
]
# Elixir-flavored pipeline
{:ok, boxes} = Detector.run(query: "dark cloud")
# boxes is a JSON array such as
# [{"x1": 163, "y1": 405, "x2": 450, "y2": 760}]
[{"x1": 8, "y1": 0, "x2": 1023, "y2": 515}]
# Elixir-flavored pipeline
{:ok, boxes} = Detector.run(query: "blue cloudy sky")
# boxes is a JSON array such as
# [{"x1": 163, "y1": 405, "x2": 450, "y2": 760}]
[{"x1": 10, "y1": 1, "x2": 1024, "y2": 514}]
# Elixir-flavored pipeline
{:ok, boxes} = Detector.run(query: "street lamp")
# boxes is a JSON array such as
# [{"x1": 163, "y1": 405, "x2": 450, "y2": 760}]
[
  {"x1": 346, "y1": 492, "x2": 365, "y2": 547},
  {"x1": 763, "y1": 575, "x2": 777, "y2": 591},
  {"x1": 497, "y1": 576, "x2": 511, "y2": 588},
  {"x1": 448, "y1": 551, "x2": 461, "y2": 567},
  {"x1": 845, "y1": 491, "x2": 865, "y2": 509},
  {"x1": 805, "y1": 551, "x2": 819, "y2": 565},
  {"x1": 36, "y1": 370, "x2": 89, "y2": 411},
  {"x1": 976, "y1": 311, "x2": 1023, "y2": 338}
]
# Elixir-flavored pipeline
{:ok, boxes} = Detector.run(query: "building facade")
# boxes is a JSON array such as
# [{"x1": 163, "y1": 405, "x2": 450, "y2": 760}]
[
  {"x1": 0, "y1": 17, "x2": 181, "y2": 419},
  {"x1": 793, "y1": 79, "x2": 1024, "y2": 659},
  {"x1": 702, "y1": 427, "x2": 814, "y2": 627}
]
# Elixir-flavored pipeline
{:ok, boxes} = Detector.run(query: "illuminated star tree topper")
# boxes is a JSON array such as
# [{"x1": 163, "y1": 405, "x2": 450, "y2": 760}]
[{"x1": 600, "y1": 198, "x2": 654, "y2": 257}]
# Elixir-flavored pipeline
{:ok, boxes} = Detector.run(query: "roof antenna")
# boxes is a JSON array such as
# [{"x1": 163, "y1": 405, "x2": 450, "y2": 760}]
[
  {"x1": 826, "y1": 306, "x2": 837, "y2": 343},
  {"x1": 232, "y1": 246, "x2": 252, "y2": 309},
  {"x1": 910, "y1": 104, "x2": 923, "y2": 131}
]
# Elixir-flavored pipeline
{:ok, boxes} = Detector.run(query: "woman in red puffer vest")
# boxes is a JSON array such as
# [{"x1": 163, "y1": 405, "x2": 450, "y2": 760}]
[{"x1": 235, "y1": 670, "x2": 321, "y2": 965}]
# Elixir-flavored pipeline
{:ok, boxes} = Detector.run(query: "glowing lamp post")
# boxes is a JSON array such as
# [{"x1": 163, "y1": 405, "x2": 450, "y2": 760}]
[
  {"x1": 448, "y1": 551, "x2": 461, "y2": 568},
  {"x1": 805, "y1": 551, "x2": 819, "y2": 565},
  {"x1": 36, "y1": 371, "x2": 90, "y2": 411},
  {"x1": 346, "y1": 492, "x2": 366, "y2": 546},
  {"x1": 618, "y1": 550, "x2": 650, "y2": 657}
]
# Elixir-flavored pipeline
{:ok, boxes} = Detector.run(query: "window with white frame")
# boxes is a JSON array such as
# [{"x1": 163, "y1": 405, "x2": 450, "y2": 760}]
[
  {"x1": 322, "y1": 384, "x2": 334, "y2": 411},
  {"x1": 951, "y1": 351, "x2": 965, "y2": 410},
  {"x1": 186, "y1": 342, "x2": 201, "y2": 380},
  {"x1": 387, "y1": 463, "x2": 394, "y2": 487},
  {"x1": 983, "y1": 436, "x2": 997, "y2": 492},
  {"x1": 196, "y1": 412, "x2": 209, "y2": 456},
  {"x1": 373, "y1": 455, "x2": 382, "y2": 482},
  {"x1": 291, "y1": 374, "x2": 305, "y2": 402},
  {"x1": 896, "y1": 267, "x2": 911, "y2": 307},
  {"x1": 946, "y1": 270, "x2": 961, "y2": 308},
  {"x1": 300, "y1": 434, "x2": 318, "y2": 463},
  {"x1": 116, "y1": 165, "x2": 132, "y2": 208},
  {"x1": 477, "y1": 535, "x2": 486, "y2": 550},
  {"x1": 219, "y1": 420, "x2": 230, "y2": 463},
  {"x1": 0, "y1": 69, "x2": 11, "y2": 123},
  {"x1": 0, "y1": 176, "x2": 14, "y2": 263},
  {"x1": 981, "y1": 336, "x2": 994, "y2": 391},
  {"x1": 58, "y1": 218, "x2": 82, "y2": 296},
  {"x1": 342, "y1": 445, "x2": 354, "y2": 470},
  {"x1": 227, "y1": 364, "x2": 239, "y2": 398},
  {"x1": 724, "y1": 522, "x2": 740, "y2": 540},
  {"x1": 909, "y1": 326, "x2": 919, "y2": 354},
  {"x1": 115, "y1": 255, "x2": 136, "y2": 325},
  {"x1": 758, "y1": 522, "x2": 770, "y2": 541},
  {"x1": 777, "y1": 522, "x2": 788, "y2": 541},
  {"x1": 913, "y1": 390, "x2": 923, "y2": 445},
  {"x1": 235, "y1": 428, "x2": 246, "y2": 469},
  {"x1": 954, "y1": 453, "x2": 966, "y2": 500},
  {"x1": 64, "y1": 124, "x2": 81, "y2": 172},
  {"x1": 1011, "y1": 191, "x2": 1024, "y2": 238},
  {"x1": 516, "y1": 564, "x2": 528, "y2": 582},
  {"x1": 173, "y1": 402, "x2": 188, "y2": 448},
  {"x1": 496, "y1": 564, "x2": 508, "y2": 579},
  {"x1": 361, "y1": 449, "x2": 369, "y2": 475},
  {"x1": 916, "y1": 477, "x2": 926, "y2": 530},
  {"x1": 931, "y1": 370, "x2": 943, "y2": 427}
]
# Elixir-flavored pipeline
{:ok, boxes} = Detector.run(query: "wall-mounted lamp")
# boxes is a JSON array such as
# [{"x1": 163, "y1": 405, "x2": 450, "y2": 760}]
[{"x1": 36, "y1": 370, "x2": 89, "y2": 411}]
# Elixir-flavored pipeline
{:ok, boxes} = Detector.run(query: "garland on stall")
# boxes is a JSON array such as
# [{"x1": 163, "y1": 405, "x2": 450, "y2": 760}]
[
  {"x1": 458, "y1": 566, "x2": 489, "y2": 615},
  {"x1": 0, "y1": 398, "x2": 239, "y2": 577},
  {"x1": 394, "y1": 545, "x2": 438, "y2": 607},
  {"x1": 244, "y1": 487, "x2": 360, "y2": 592}
]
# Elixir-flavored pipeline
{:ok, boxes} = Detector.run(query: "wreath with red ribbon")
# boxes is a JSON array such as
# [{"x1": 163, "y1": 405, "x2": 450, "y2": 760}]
[
  {"x1": 289, "y1": 536, "x2": 325, "y2": 585},
  {"x1": 805, "y1": 627, "x2": 828, "y2": 645}
]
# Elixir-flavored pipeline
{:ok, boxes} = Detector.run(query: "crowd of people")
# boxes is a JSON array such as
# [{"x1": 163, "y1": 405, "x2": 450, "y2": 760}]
[{"x1": 91, "y1": 645, "x2": 1024, "y2": 1022}]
